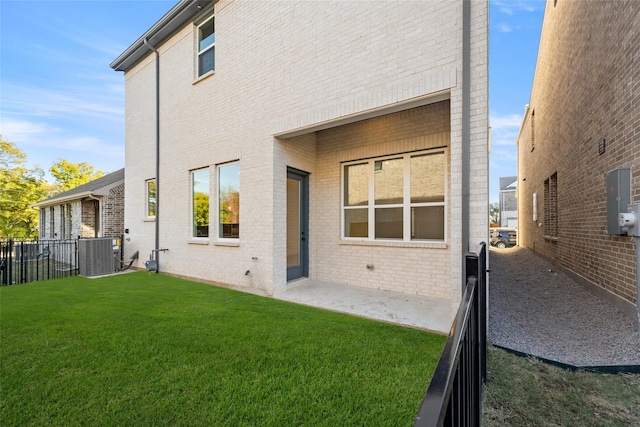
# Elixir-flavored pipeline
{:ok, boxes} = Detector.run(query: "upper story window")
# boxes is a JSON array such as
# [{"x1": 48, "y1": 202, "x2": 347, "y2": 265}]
[
  {"x1": 342, "y1": 149, "x2": 446, "y2": 242},
  {"x1": 198, "y1": 17, "x2": 215, "y2": 76}
]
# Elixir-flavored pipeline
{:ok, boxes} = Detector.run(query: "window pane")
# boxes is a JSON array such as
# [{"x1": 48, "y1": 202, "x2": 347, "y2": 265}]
[
  {"x1": 199, "y1": 18, "x2": 214, "y2": 51},
  {"x1": 192, "y1": 169, "x2": 209, "y2": 238},
  {"x1": 147, "y1": 180, "x2": 156, "y2": 217},
  {"x1": 199, "y1": 47, "x2": 215, "y2": 75},
  {"x1": 375, "y1": 158, "x2": 403, "y2": 205},
  {"x1": 344, "y1": 163, "x2": 368, "y2": 206},
  {"x1": 287, "y1": 178, "x2": 300, "y2": 267},
  {"x1": 412, "y1": 206, "x2": 444, "y2": 240},
  {"x1": 411, "y1": 152, "x2": 445, "y2": 203},
  {"x1": 375, "y1": 207, "x2": 403, "y2": 239},
  {"x1": 345, "y1": 209, "x2": 368, "y2": 238},
  {"x1": 219, "y1": 163, "x2": 240, "y2": 238}
]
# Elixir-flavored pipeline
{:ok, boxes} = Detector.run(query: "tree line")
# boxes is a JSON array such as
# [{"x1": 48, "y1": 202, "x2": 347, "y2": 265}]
[{"x1": 1, "y1": 136, "x2": 105, "y2": 239}]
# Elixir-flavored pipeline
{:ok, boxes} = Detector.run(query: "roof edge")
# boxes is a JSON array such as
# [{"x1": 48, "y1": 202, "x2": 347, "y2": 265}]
[{"x1": 110, "y1": 0, "x2": 214, "y2": 72}]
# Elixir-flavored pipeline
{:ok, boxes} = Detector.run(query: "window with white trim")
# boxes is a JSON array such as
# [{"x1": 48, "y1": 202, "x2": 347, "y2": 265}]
[
  {"x1": 49, "y1": 207, "x2": 55, "y2": 238},
  {"x1": 197, "y1": 16, "x2": 215, "y2": 76},
  {"x1": 146, "y1": 179, "x2": 156, "y2": 218},
  {"x1": 39, "y1": 208, "x2": 46, "y2": 238},
  {"x1": 65, "y1": 204, "x2": 72, "y2": 239},
  {"x1": 218, "y1": 162, "x2": 239, "y2": 239},
  {"x1": 191, "y1": 168, "x2": 210, "y2": 238},
  {"x1": 342, "y1": 149, "x2": 446, "y2": 241}
]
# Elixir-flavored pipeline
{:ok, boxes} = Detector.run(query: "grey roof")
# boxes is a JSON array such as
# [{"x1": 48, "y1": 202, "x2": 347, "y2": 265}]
[
  {"x1": 499, "y1": 176, "x2": 517, "y2": 191},
  {"x1": 35, "y1": 168, "x2": 124, "y2": 206},
  {"x1": 110, "y1": 0, "x2": 214, "y2": 72}
]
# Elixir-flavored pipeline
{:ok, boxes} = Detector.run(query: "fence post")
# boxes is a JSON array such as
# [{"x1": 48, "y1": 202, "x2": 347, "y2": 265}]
[{"x1": 413, "y1": 242, "x2": 487, "y2": 427}]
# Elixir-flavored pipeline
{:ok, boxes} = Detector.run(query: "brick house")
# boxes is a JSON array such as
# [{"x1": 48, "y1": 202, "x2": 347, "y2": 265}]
[
  {"x1": 516, "y1": 0, "x2": 639, "y2": 322},
  {"x1": 33, "y1": 169, "x2": 125, "y2": 240},
  {"x1": 111, "y1": 0, "x2": 488, "y2": 322}
]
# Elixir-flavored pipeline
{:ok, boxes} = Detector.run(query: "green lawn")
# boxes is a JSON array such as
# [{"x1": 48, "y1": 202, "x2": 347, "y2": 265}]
[{"x1": 0, "y1": 272, "x2": 446, "y2": 426}]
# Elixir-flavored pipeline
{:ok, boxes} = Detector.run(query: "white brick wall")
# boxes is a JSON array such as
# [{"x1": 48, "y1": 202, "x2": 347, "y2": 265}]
[{"x1": 121, "y1": 0, "x2": 488, "y2": 320}]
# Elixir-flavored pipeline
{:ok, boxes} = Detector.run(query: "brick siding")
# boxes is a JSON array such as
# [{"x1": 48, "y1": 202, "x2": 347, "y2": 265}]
[
  {"x1": 121, "y1": 0, "x2": 488, "y2": 316},
  {"x1": 518, "y1": 0, "x2": 639, "y2": 305}
]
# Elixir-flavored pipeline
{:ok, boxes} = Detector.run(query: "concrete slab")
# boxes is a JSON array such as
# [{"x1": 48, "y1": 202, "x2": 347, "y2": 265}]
[{"x1": 277, "y1": 280, "x2": 451, "y2": 334}]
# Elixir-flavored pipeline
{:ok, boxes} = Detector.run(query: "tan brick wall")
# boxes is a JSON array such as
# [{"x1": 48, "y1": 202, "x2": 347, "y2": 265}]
[
  {"x1": 517, "y1": 0, "x2": 639, "y2": 305},
  {"x1": 121, "y1": 0, "x2": 488, "y2": 315}
]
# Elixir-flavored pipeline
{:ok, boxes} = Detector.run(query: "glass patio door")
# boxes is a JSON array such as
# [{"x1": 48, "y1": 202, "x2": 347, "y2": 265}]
[{"x1": 287, "y1": 168, "x2": 309, "y2": 281}]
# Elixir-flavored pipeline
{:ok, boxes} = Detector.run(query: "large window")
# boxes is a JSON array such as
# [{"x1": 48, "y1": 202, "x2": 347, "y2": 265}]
[
  {"x1": 218, "y1": 162, "x2": 239, "y2": 239},
  {"x1": 39, "y1": 208, "x2": 46, "y2": 238},
  {"x1": 65, "y1": 204, "x2": 72, "y2": 239},
  {"x1": 192, "y1": 169, "x2": 210, "y2": 238},
  {"x1": 198, "y1": 17, "x2": 215, "y2": 76},
  {"x1": 49, "y1": 207, "x2": 55, "y2": 238},
  {"x1": 146, "y1": 179, "x2": 156, "y2": 218},
  {"x1": 60, "y1": 205, "x2": 66, "y2": 239},
  {"x1": 342, "y1": 150, "x2": 446, "y2": 241}
]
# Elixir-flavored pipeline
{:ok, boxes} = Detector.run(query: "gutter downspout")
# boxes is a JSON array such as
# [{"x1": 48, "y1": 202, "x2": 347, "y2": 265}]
[
  {"x1": 462, "y1": 0, "x2": 471, "y2": 291},
  {"x1": 144, "y1": 37, "x2": 161, "y2": 273}
]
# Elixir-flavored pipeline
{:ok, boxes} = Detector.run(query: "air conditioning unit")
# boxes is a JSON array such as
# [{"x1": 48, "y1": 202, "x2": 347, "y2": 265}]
[{"x1": 78, "y1": 238, "x2": 119, "y2": 277}]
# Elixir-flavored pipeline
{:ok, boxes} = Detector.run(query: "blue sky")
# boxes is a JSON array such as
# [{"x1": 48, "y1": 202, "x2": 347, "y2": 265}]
[{"x1": 1, "y1": 0, "x2": 545, "y2": 202}]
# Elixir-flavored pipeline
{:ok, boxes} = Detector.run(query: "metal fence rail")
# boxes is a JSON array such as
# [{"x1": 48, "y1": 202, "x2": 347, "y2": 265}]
[
  {"x1": 0, "y1": 239, "x2": 79, "y2": 285},
  {"x1": 414, "y1": 242, "x2": 487, "y2": 427}
]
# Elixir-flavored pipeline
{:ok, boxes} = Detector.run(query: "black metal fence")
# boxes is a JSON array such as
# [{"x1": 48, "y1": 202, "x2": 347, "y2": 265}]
[
  {"x1": 0, "y1": 239, "x2": 79, "y2": 285},
  {"x1": 414, "y1": 242, "x2": 487, "y2": 427}
]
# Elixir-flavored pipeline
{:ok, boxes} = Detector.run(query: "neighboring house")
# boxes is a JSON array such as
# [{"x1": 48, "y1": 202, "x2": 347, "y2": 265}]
[
  {"x1": 516, "y1": 0, "x2": 639, "y2": 322},
  {"x1": 499, "y1": 176, "x2": 517, "y2": 228},
  {"x1": 111, "y1": 0, "x2": 488, "y2": 322},
  {"x1": 33, "y1": 169, "x2": 125, "y2": 240}
]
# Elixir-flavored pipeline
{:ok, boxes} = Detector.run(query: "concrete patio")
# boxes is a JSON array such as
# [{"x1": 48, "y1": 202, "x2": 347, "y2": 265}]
[{"x1": 277, "y1": 280, "x2": 452, "y2": 334}]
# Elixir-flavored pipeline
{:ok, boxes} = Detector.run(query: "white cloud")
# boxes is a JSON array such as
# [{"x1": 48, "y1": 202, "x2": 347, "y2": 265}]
[
  {"x1": 0, "y1": 118, "x2": 59, "y2": 143},
  {"x1": 496, "y1": 22, "x2": 513, "y2": 33},
  {"x1": 490, "y1": 113, "x2": 523, "y2": 130},
  {"x1": 2, "y1": 82, "x2": 122, "y2": 123},
  {"x1": 492, "y1": 0, "x2": 543, "y2": 16}
]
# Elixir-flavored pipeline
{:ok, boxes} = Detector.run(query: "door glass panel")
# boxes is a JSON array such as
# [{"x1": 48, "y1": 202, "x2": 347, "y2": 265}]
[
  {"x1": 412, "y1": 206, "x2": 445, "y2": 240},
  {"x1": 287, "y1": 178, "x2": 300, "y2": 268},
  {"x1": 375, "y1": 158, "x2": 403, "y2": 205},
  {"x1": 375, "y1": 207, "x2": 403, "y2": 239}
]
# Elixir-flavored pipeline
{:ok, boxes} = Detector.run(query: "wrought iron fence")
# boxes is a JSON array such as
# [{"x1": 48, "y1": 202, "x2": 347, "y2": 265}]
[
  {"x1": 414, "y1": 242, "x2": 487, "y2": 427},
  {"x1": 0, "y1": 239, "x2": 79, "y2": 285}
]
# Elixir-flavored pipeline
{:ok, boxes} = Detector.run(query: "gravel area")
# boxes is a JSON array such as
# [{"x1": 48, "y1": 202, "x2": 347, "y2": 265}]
[{"x1": 489, "y1": 246, "x2": 640, "y2": 367}]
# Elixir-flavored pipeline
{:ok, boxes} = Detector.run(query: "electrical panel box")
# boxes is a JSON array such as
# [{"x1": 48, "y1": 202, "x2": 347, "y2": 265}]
[{"x1": 606, "y1": 168, "x2": 631, "y2": 235}]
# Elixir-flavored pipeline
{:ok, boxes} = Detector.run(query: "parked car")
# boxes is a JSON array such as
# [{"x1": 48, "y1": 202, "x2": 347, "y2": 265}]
[{"x1": 490, "y1": 229, "x2": 517, "y2": 249}]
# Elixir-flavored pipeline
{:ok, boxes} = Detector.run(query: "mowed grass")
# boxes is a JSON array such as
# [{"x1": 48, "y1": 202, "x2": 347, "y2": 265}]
[
  {"x1": 482, "y1": 346, "x2": 640, "y2": 426},
  {"x1": 0, "y1": 272, "x2": 446, "y2": 426}
]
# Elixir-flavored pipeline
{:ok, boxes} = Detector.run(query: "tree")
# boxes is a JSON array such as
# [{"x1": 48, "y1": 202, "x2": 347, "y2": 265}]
[
  {"x1": 489, "y1": 202, "x2": 500, "y2": 226},
  {"x1": 0, "y1": 138, "x2": 50, "y2": 238},
  {"x1": 50, "y1": 159, "x2": 104, "y2": 194}
]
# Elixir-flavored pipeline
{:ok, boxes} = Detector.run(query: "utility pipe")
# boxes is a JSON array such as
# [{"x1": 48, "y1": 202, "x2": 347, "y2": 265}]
[
  {"x1": 461, "y1": 0, "x2": 471, "y2": 291},
  {"x1": 144, "y1": 37, "x2": 161, "y2": 273}
]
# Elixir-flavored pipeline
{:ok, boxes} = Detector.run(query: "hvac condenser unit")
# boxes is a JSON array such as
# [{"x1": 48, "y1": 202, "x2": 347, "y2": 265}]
[{"x1": 78, "y1": 238, "x2": 119, "y2": 277}]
